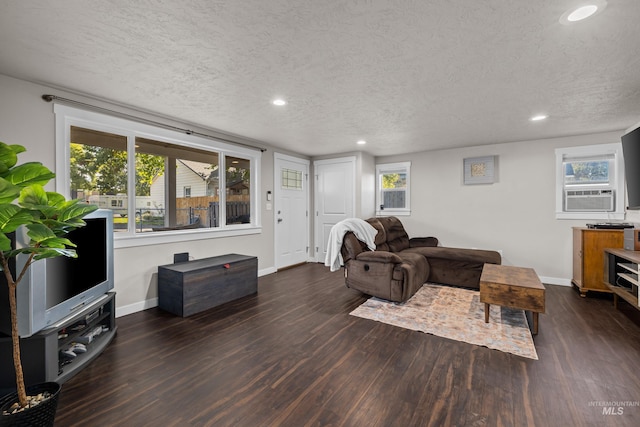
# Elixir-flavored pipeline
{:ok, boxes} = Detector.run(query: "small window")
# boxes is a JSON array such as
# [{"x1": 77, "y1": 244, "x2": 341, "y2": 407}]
[
  {"x1": 556, "y1": 143, "x2": 625, "y2": 220},
  {"x1": 281, "y1": 168, "x2": 303, "y2": 190},
  {"x1": 376, "y1": 162, "x2": 411, "y2": 216},
  {"x1": 564, "y1": 158, "x2": 610, "y2": 186},
  {"x1": 183, "y1": 186, "x2": 191, "y2": 198},
  {"x1": 225, "y1": 155, "x2": 251, "y2": 225}
]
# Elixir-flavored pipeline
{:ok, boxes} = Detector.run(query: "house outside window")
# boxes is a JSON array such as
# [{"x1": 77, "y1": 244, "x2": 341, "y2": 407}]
[
  {"x1": 555, "y1": 143, "x2": 625, "y2": 220},
  {"x1": 376, "y1": 162, "x2": 411, "y2": 216},
  {"x1": 225, "y1": 155, "x2": 251, "y2": 225}
]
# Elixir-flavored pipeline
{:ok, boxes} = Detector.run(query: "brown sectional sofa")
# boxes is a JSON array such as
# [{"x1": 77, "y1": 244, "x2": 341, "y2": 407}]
[{"x1": 340, "y1": 216, "x2": 501, "y2": 302}]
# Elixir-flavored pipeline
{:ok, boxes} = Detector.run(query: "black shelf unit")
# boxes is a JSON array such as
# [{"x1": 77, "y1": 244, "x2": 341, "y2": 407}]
[
  {"x1": 0, "y1": 292, "x2": 117, "y2": 394},
  {"x1": 604, "y1": 249, "x2": 640, "y2": 310}
]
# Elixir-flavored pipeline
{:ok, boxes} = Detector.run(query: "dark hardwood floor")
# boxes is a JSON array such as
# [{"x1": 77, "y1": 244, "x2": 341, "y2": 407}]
[{"x1": 54, "y1": 263, "x2": 640, "y2": 427}]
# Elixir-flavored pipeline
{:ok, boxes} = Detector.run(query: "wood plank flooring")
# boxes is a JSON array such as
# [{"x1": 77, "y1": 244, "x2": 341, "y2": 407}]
[{"x1": 54, "y1": 263, "x2": 640, "y2": 427}]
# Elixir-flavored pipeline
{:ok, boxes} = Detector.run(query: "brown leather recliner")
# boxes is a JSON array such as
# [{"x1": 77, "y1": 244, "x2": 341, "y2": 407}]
[{"x1": 340, "y1": 217, "x2": 501, "y2": 302}]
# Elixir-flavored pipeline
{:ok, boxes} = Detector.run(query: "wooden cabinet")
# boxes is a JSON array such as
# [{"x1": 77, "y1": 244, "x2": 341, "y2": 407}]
[{"x1": 572, "y1": 228, "x2": 624, "y2": 296}]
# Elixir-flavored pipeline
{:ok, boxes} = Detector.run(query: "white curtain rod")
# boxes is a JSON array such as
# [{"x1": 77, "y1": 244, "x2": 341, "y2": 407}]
[{"x1": 41, "y1": 94, "x2": 267, "y2": 153}]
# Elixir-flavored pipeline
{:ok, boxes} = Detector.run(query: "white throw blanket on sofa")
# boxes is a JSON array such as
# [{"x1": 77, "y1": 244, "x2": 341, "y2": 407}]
[{"x1": 325, "y1": 218, "x2": 377, "y2": 272}]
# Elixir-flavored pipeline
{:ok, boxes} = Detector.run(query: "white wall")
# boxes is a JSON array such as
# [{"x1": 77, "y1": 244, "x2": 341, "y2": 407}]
[
  {"x1": 0, "y1": 74, "x2": 279, "y2": 315},
  {"x1": 377, "y1": 131, "x2": 627, "y2": 284}
]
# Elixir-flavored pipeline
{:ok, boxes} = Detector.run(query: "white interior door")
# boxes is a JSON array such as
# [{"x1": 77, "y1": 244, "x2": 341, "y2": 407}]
[
  {"x1": 314, "y1": 157, "x2": 356, "y2": 263},
  {"x1": 275, "y1": 153, "x2": 310, "y2": 269}
]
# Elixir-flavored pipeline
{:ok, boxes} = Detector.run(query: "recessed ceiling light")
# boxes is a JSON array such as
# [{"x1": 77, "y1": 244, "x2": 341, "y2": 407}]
[
  {"x1": 530, "y1": 114, "x2": 548, "y2": 122},
  {"x1": 357, "y1": 140, "x2": 367, "y2": 145},
  {"x1": 272, "y1": 99, "x2": 286, "y2": 106},
  {"x1": 560, "y1": 1, "x2": 607, "y2": 25},
  {"x1": 569, "y1": 5, "x2": 598, "y2": 21}
]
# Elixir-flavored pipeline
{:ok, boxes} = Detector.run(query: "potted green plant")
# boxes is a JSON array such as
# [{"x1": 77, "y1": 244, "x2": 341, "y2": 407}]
[{"x1": 0, "y1": 141, "x2": 97, "y2": 425}]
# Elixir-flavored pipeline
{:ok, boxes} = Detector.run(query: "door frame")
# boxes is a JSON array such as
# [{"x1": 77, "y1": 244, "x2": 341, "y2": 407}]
[
  {"x1": 274, "y1": 152, "x2": 311, "y2": 269},
  {"x1": 313, "y1": 156, "x2": 357, "y2": 263}
]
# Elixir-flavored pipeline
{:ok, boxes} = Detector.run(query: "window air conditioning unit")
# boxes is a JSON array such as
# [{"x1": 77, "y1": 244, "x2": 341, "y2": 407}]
[{"x1": 564, "y1": 189, "x2": 615, "y2": 212}]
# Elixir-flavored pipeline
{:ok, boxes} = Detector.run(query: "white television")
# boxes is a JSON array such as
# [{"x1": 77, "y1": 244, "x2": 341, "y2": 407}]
[{"x1": 0, "y1": 209, "x2": 114, "y2": 337}]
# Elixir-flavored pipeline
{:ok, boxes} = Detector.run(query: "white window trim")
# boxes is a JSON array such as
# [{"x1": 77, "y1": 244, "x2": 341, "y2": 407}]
[
  {"x1": 54, "y1": 104, "x2": 262, "y2": 248},
  {"x1": 555, "y1": 142, "x2": 625, "y2": 220},
  {"x1": 376, "y1": 161, "x2": 411, "y2": 216}
]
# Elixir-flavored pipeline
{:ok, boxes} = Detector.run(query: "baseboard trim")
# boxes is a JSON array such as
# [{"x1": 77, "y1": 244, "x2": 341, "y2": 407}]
[
  {"x1": 539, "y1": 276, "x2": 572, "y2": 287},
  {"x1": 115, "y1": 266, "x2": 278, "y2": 318},
  {"x1": 116, "y1": 298, "x2": 158, "y2": 318},
  {"x1": 259, "y1": 266, "x2": 277, "y2": 276}
]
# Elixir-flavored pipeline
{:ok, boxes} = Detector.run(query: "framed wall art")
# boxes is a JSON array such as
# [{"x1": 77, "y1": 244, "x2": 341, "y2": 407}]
[{"x1": 463, "y1": 155, "x2": 497, "y2": 185}]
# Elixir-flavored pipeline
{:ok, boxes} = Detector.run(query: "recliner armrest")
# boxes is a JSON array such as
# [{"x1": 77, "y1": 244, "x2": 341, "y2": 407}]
[
  {"x1": 355, "y1": 251, "x2": 403, "y2": 264},
  {"x1": 409, "y1": 237, "x2": 439, "y2": 247}
]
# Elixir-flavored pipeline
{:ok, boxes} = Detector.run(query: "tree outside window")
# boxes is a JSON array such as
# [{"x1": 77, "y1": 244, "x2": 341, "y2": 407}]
[{"x1": 376, "y1": 162, "x2": 411, "y2": 215}]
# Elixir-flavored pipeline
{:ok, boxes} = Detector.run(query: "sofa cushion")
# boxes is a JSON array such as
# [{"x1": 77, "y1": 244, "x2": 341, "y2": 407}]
[
  {"x1": 365, "y1": 218, "x2": 388, "y2": 249},
  {"x1": 391, "y1": 251, "x2": 431, "y2": 301},
  {"x1": 369, "y1": 216, "x2": 410, "y2": 252},
  {"x1": 426, "y1": 257, "x2": 486, "y2": 289},
  {"x1": 404, "y1": 246, "x2": 501, "y2": 289},
  {"x1": 404, "y1": 246, "x2": 501, "y2": 265},
  {"x1": 340, "y1": 232, "x2": 369, "y2": 264},
  {"x1": 356, "y1": 251, "x2": 403, "y2": 264},
  {"x1": 409, "y1": 236, "x2": 439, "y2": 247}
]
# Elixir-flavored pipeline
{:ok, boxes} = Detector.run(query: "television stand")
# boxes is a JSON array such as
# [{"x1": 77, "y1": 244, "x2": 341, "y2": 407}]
[
  {"x1": 0, "y1": 292, "x2": 117, "y2": 393},
  {"x1": 604, "y1": 249, "x2": 640, "y2": 311}
]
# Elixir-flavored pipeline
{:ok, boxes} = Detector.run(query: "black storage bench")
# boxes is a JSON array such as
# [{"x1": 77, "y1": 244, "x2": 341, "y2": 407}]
[{"x1": 158, "y1": 253, "x2": 258, "y2": 317}]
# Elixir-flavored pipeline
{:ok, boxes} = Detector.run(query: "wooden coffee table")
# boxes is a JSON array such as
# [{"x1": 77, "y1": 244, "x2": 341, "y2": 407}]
[{"x1": 479, "y1": 264, "x2": 546, "y2": 334}]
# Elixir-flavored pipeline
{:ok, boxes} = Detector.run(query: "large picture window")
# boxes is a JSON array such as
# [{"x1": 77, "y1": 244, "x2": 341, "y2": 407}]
[{"x1": 56, "y1": 105, "x2": 261, "y2": 246}]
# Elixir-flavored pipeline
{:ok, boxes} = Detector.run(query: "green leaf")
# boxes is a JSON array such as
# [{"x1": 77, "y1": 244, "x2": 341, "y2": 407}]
[
  {"x1": 39, "y1": 237, "x2": 75, "y2": 249},
  {"x1": 18, "y1": 184, "x2": 48, "y2": 209},
  {"x1": 5, "y1": 162, "x2": 56, "y2": 188},
  {"x1": 0, "y1": 204, "x2": 34, "y2": 233},
  {"x1": 0, "y1": 177, "x2": 21, "y2": 204},
  {"x1": 58, "y1": 201, "x2": 98, "y2": 222},
  {"x1": 9, "y1": 145, "x2": 26, "y2": 155},
  {"x1": 3, "y1": 248, "x2": 29, "y2": 259},
  {"x1": 26, "y1": 223, "x2": 56, "y2": 243},
  {"x1": 0, "y1": 233, "x2": 12, "y2": 252},
  {"x1": 46, "y1": 192, "x2": 67, "y2": 208},
  {"x1": 34, "y1": 248, "x2": 77, "y2": 260},
  {"x1": 41, "y1": 218, "x2": 73, "y2": 234},
  {"x1": 0, "y1": 142, "x2": 22, "y2": 170}
]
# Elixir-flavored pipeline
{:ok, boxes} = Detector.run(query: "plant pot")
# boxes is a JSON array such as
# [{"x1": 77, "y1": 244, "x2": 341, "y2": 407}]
[{"x1": 0, "y1": 382, "x2": 61, "y2": 427}]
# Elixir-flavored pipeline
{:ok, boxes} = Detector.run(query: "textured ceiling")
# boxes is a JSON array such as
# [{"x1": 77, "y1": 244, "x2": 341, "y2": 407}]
[{"x1": 1, "y1": 1, "x2": 640, "y2": 156}]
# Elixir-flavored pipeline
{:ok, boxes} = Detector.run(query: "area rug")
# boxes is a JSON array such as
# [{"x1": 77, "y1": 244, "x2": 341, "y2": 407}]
[{"x1": 350, "y1": 283, "x2": 538, "y2": 360}]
